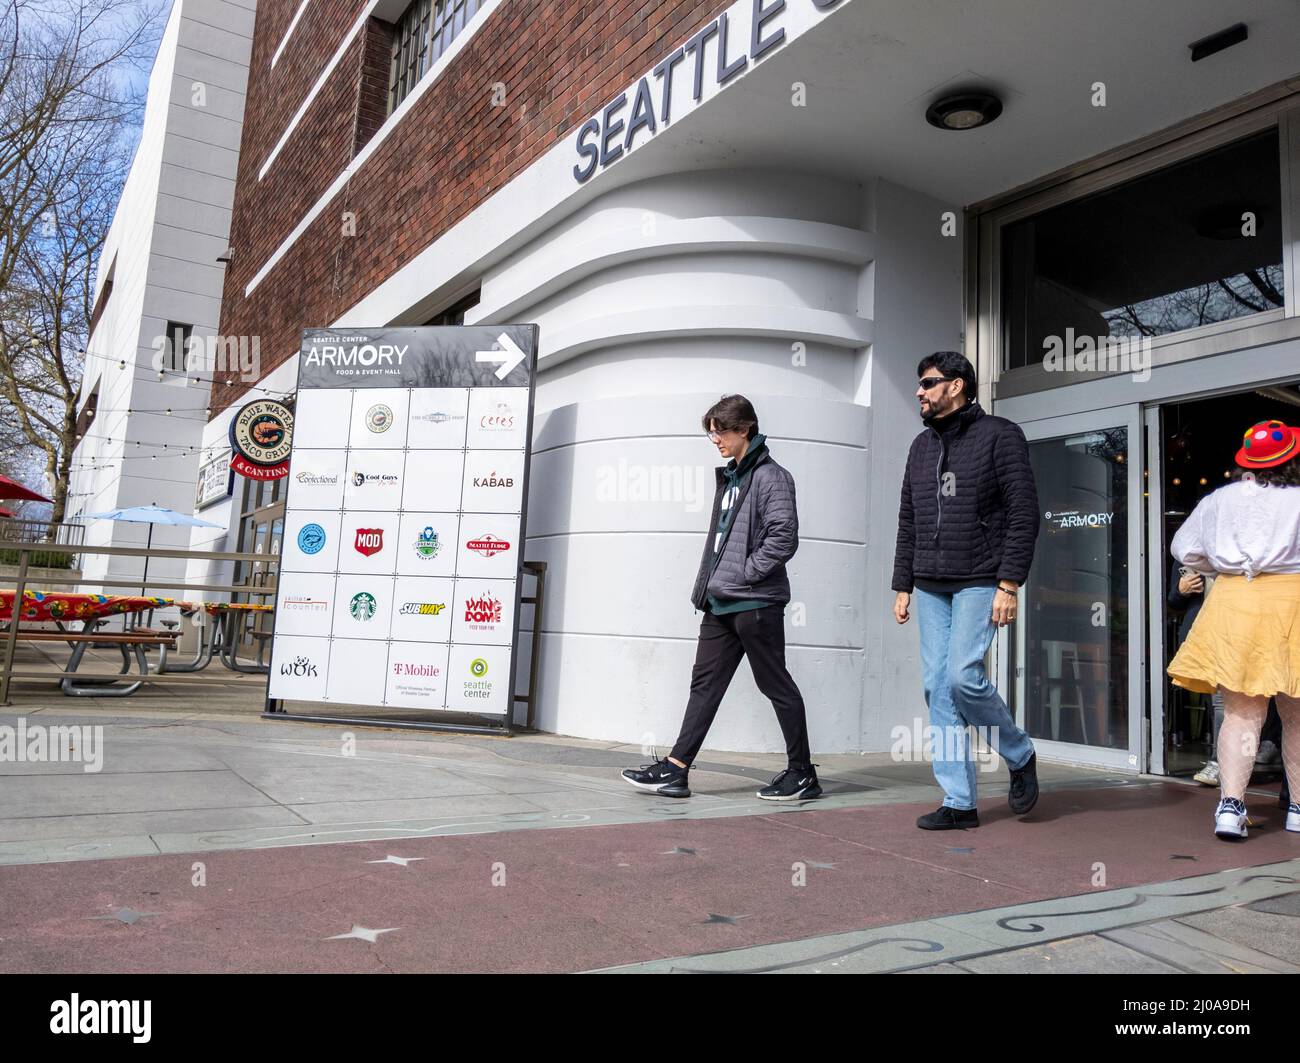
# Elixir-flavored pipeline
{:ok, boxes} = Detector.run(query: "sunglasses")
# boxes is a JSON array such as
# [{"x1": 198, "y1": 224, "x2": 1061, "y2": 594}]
[{"x1": 918, "y1": 376, "x2": 954, "y2": 390}]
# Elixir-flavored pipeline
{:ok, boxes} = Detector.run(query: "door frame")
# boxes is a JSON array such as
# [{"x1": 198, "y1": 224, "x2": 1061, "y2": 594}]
[{"x1": 996, "y1": 403, "x2": 1146, "y2": 772}]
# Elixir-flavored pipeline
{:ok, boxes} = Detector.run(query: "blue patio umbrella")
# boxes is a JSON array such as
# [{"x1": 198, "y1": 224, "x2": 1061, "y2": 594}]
[{"x1": 80, "y1": 503, "x2": 223, "y2": 594}]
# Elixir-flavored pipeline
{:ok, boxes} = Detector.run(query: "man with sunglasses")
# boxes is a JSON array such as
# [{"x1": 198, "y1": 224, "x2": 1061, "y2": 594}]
[
  {"x1": 621, "y1": 394, "x2": 818, "y2": 802},
  {"x1": 892, "y1": 351, "x2": 1041, "y2": 829}
]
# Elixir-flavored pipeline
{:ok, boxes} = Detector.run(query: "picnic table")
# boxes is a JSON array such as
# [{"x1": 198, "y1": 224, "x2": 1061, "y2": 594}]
[
  {"x1": 170, "y1": 601, "x2": 275, "y2": 674},
  {"x1": 0, "y1": 591, "x2": 180, "y2": 696}
]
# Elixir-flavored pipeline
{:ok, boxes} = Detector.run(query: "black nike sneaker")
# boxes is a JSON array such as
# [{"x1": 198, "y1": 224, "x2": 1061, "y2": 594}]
[
  {"x1": 757, "y1": 767, "x2": 822, "y2": 802},
  {"x1": 621, "y1": 756, "x2": 690, "y2": 798},
  {"x1": 916, "y1": 806, "x2": 980, "y2": 830}
]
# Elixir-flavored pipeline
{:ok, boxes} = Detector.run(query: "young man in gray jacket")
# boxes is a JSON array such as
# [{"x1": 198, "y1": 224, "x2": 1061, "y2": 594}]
[{"x1": 622, "y1": 395, "x2": 819, "y2": 801}]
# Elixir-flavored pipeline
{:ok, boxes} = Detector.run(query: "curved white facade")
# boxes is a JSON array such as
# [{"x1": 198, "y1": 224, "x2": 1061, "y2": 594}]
[{"x1": 462, "y1": 167, "x2": 960, "y2": 752}]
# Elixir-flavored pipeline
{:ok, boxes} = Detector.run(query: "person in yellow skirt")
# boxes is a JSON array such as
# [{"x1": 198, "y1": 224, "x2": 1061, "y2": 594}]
[{"x1": 1168, "y1": 419, "x2": 1300, "y2": 840}]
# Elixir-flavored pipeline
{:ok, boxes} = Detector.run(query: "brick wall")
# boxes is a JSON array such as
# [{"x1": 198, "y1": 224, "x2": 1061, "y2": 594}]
[{"x1": 215, "y1": 0, "x2": 733, "y2": 412}]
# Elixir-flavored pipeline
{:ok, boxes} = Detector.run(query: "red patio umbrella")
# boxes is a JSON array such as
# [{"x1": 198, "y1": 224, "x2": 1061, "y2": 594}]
[
  {"x1": 0, "y1": 507, "x2": 14, "y2": 518},
  {"x1": 0, "y1": 474, "x2": 51, "y2": 504}
]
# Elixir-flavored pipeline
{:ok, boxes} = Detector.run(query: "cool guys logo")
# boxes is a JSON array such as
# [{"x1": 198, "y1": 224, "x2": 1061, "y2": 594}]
[
  {"x1": 352, "y1": 471, "x2": 399, "y2": 487},
  {"x1": 573, "y1": 0, "x2": 843, "y2": 184},
  {"x1": 354, "y1": 528, "x2": 384, "y2": 556}
]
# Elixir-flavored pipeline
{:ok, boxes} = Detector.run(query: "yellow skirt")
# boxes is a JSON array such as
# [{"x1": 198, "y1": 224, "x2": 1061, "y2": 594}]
[{"x1": 1168, "y1": 573, "x2": 1300, "y2": 697}]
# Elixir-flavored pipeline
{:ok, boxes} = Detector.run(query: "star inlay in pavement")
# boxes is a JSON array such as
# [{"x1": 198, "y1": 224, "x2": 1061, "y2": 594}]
[
  {"x1": 1170, "y1": 854, "x2": 1197, "y2": 861},
  {"x1": 702, "y1": 913, "x2": 750, "y2": 925},
  {"x1": 366, "y1": 855, "x2": 425, "y2": 866},
  {"x1": 326, "y1": 925, "x2": 399, "y2": 943},
  {"x1": 90, "y1": 908, "x2": 159, "y2": 925},
  {"x1": 807, "y1": 861, "x2": 838, "y2": 870},
  {"x1": 662, "y1": 846, "x2": 697, "y2": 855}
]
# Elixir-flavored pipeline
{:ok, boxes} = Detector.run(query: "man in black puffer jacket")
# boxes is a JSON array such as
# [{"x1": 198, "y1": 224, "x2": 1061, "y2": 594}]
[
  {"x1": 892, "y1": 352, "x2": 1041, "y2": 830},
  {"x1": 622, "y1": 395, "x2": 818, "y2": 803}
]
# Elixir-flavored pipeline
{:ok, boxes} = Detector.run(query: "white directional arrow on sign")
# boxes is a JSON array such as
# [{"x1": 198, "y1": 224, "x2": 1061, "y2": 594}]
[{"x1": 475, "y1": 332, "x2": 526, "y2": 380}]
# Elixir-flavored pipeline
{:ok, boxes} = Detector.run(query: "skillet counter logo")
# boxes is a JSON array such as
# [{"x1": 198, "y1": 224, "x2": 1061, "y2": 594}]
[
  {"x1": 303, "y1": 342, "x2": 409, "y2": 377},
  {"x1": 414, "y1": 526, "x2": 441, "y2": 559},
  {"x1": 365, "y1": 403, "x2": 394, "y2": 433},
  {"x1": 466, "y1": 534, "x2": 511, "y2": 558},
  {"x1": 479, "y1": 402, "x2": 516, "y2": 431},
  {"x1": 282, "y1": 596, "x2": 328, "y2": 613},
  {"x1": 471, "y1": 471, "x2": 514, "y2": 489}
]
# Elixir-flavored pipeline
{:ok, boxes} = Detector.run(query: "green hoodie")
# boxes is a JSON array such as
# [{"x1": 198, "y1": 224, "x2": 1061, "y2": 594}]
[{"x1": 706, "y1": 434, "x2": 769, "y2": 616}]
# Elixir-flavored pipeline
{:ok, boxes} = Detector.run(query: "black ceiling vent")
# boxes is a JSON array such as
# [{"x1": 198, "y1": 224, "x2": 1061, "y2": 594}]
[{"x1": 1189, "y1": 23, "x2": 1247, "y2": 62}]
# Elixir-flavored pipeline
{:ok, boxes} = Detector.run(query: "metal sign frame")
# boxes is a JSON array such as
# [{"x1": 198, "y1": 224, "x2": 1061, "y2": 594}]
[{"x1": 262, "y1": 324, "x2": 539, "y2": 735}]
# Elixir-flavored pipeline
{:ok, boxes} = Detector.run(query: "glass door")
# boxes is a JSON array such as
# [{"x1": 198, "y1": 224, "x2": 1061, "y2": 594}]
[{"x1": 1001, "y1": 405, "x2": 1145, "y2": 771}]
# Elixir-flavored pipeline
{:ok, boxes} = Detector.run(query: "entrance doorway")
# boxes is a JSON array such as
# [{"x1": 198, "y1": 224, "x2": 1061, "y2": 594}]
[{"x1": 1151, "y1": 380, "x2": 1300, "y2": 779}]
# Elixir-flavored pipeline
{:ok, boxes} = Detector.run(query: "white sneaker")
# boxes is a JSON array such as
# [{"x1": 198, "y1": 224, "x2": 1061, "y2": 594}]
[
  {"x1": 1287, "y1": 802, "x2": 1300, "y2": 834},
  {"x1": 1214, "y1": 797, "x2": 1248, "y2": 840},
  {"x1": 1193, "y1": 761, "x2": 1220, "y2": 786}
]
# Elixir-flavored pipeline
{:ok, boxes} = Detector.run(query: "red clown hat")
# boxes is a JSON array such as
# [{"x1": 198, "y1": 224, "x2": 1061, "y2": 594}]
[{"x1": 1235, "y1": 419, "x2": 1300, "y2": 469}]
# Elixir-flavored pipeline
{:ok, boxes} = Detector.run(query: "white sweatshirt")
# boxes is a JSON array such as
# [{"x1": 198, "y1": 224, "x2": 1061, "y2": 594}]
[{"x1": 1172, "y1": 479, "x2": 1300, "y2": 579}]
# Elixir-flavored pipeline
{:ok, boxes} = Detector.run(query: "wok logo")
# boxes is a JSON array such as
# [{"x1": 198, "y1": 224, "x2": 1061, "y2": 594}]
[
  {"x1": 466, "y1": 534, "x2": 511, "y2": 558},
  {"x1": 297, "y1": 523, "x2": 326, "y2": 554},
  {"x1": 354, "y1": 528, "x2": 384, "y2": 556},
  {"x1": 365, "y1": 403, "x2": 393, "y2": 433},
  {"x1": 280, "y1": 654, "x2": 319, "y2": 677},
  {"x1": 349, "y1": 592, "x2": 378, "y2": 621}
]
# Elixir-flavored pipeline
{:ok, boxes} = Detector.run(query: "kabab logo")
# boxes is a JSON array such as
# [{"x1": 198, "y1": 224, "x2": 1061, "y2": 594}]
[
  {"x1": 365, "y1": 404, "x2": 394, "y2": 433},
  {"x1": 354, "y1": 528, "x2": 384, "y2": 556},
  {"x1": 349, "y1": 592, "x2": 378, "y2": 621},
  {"x1": 297, "y1": 524, "x2": 326, "y2": 554},
  {"x1": 472, "y1": 471, "x2": 514, "y2": 488},
  {"x1": 414, "y1": 526, "x2": 441, "y2": 559},
  {"x1": 466, "y1": 534, "x2": 511, "y2": 558},
  {"x1": 398, "y1": 602, "x2": 445, "y2": 616}
]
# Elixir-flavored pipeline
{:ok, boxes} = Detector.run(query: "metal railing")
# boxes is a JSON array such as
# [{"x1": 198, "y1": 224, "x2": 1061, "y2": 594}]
[
  {"x1": 0, "y1": 538, "x2": 276, "y2": 704},
  {"x1": 0, "y1": 517, "x2": 86, "y2": 547}
]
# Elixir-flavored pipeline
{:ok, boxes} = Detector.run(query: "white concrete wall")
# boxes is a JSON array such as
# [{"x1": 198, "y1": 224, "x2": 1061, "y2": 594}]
[
  {"x1": 461, "y1": 167, "x2": 960, "y2": 752},
  {"x1": 67, "y1": 0, "x2": 256, "y2": 599}
]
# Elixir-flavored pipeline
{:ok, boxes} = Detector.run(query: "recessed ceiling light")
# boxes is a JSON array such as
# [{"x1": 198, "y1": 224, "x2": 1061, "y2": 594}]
[{"x1": 925, "y1": 92, "x2": 1003, "y2": 131}]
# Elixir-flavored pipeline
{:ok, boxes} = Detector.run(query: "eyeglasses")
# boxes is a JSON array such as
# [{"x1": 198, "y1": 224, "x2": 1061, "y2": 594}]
[
  {"x1": 918, "y1": 376, "x2": 953, "y2": 390},
  {"x1": 706, "y1": 430, "x2": 724, "y2": 442}
]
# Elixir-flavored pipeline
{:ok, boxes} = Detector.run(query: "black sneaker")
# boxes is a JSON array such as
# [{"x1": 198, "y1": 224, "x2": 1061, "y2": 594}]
[
  {"x1": 621, "y1": 756, "x2": 690, "y2": 798},
  {"x1": 917, "y1": 806, "x2": 979, "y2": 830},
  {"x1": 1008, "y1": 751, "x2": 1039, "y2": 815},
  {"x1": 757, "y1": 767, "x2": 822, "y2": 802}
]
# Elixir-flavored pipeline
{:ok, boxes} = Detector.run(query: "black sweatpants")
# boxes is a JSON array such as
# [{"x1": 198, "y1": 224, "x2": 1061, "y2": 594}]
[{"x1": 669, "y1": 604, "x2": 812, "y2": 771}]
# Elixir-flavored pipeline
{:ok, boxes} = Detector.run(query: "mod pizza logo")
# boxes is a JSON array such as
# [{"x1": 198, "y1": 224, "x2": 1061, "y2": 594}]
[
  {"x1": 354, "y1": 528, "x2": 384, "y2": 556},
  {"x1": 465, "y1": 534, "x2": 511, "y2": 558},
  {"x1": 463, "y1": 592, "x2": 503, "y2": 625}
]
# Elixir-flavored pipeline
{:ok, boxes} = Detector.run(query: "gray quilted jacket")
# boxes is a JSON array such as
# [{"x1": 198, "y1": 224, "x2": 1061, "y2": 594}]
[{"x1": 690, "y1": 441, "x2": 799, "y2": 611}]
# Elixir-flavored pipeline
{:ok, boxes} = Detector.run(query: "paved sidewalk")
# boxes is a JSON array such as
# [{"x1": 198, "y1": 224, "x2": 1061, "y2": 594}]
[{"x1": 0, "y1": 706, "x2": 1296, "y2": 973}]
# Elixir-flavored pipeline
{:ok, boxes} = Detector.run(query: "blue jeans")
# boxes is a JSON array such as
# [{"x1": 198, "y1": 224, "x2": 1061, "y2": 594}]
[{"x1": 914, "y1": 585, "x2": 1035, "y2": 810}]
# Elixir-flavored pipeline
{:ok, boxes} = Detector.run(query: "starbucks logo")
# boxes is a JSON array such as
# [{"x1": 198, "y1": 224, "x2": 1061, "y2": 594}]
[
  {"x1": 349, "y1": 591, "x2": 378, "y2": 621},
  {"x1": 470, "y1": 657, "x2": 489, "y2": 678}
]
